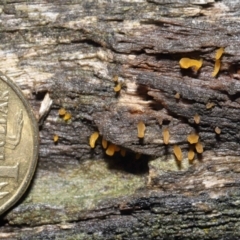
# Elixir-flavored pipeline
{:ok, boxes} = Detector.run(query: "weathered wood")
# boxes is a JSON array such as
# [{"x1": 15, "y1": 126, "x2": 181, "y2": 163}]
[{"x1": 1, "y1": 0, "x2": 240, "y2": 239}]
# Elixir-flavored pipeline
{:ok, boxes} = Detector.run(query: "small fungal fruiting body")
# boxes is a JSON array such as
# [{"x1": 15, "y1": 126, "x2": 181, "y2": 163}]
[
  {"x1": 113, "y1": 75, "x2": 126, "y2": 93},
  {"x1": 137, "y1": 121, "x2": 146, "y2": 138},
  {"x1": 53, "y1": 135, "x2": 59, "y2": 143},
  {"x1": 175, "y1": 92, "x2": 180, "y2": 99},
  {"x1": 114, "y1": 83, "x2": 121, "y2": 92},
  {"x1": 206, "y1": 102, "x2": 215, "y2": 109},
  {"x1": 163, "y1": 128, "x2": 170, "y2": 145},
  {"x1": 89, "y1": 132, "x2": 99, "y2": 148},
  {"x1": 58, "y1": 108, "x2": 71, "y2": 121},
  {"x1": 215, "y1": 47, "x2": 224, "y2": 60},
  {"x1": 195, "y1": 141, "x2": 203, "y2": 153},
  {"x1": 212, "y1": 48, "x2": 224, "y2": 77},
  {"x1": 113, "y1": 75, "x2": 119, "y2": 82},
  {"x1": 194, "y1": 113, "x2": 200, "y2": 124},
  {"x1": 106, "y1": 143, "x2": 115, "y2": 156},
  {"x1": 63, "y1": 112, "x2": 72, "y2": 121},
  {"x1": 58, "y1": 108, "x2": 66, "y2": 116},
  {"x1": 212, "y1": 59, "x2": 221, "y2": 77},
  {"x1": 187, "y1": 133, "x2": 199, "y2": 144},
  {"x1": 179, "y1": 58, "x2": 203, "y2": 71},
  {"x1": 173, "y1": 145, "x2": 182, "y2": 161},
  {"x1": 188, "y1": 149, "x2": 195, "y2": 161},
  {"x1": 102, "y1": 138, "x2": 108, "y2": 149},
  {"x1": 215, "y1": 127, "x2": 221, "y2": 134}
]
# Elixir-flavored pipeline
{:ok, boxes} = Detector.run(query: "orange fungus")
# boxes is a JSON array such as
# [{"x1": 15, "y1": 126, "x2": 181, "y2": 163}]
[
  {"x1": 53, "y1": 135, "x2": 59, "y2": 143},
  {"x1": 58, "y1": 108, "x2": 66, "y2": 116},
  {"x1": 63, "y1": 112, "x2": 72, "y2": 121},
  {"x1": 114, "y1": 83, "x2": 121, "y2": 92},
  {"x1": 206, "y1": 102, "x2": 215, "y2": 109},
  {"x1": 175, "y1": 92, "x2": 180, "y2": 99},
  {"x1": 188, "y1": 149, "x2": 195, "y2": 161},
  {"x1": 137, "y1": 121, "x2": 145, "y2": 138},
  {"x1": 215, "y1": 127, "x2": 221, "y2": 135},
  {"x1": 187, "y1": 133, "x2": 199, "y2": 144},
  {"x1": 179, "y1": 58, "x2": 203, "y2": 71},
  {"x1": 194, "y1": 113, "x2": 200, "y2": 124},
  {"x1": 102, "y1": 138, "x2": 108, "y2": 149},
  {"x1": 163, "y1": 128, "x2": 170, "y2": 145},
  {"x1": 215, "y1": 47, "x2": 224, "y2": 60},
  {"x1": 212, "y1": 59, "x2": 221, "y2": 77},
  {"x1": 89, "y1": 132, "x2": 99, "y2": 148},
  {"x1": 173, "y1": 145, "x2": 182, "y2": 161},
  {"x1": 113, "y1": 75, "x2": 119, "y2": 82},
  {"x1": 195, "y1": 142, "x2": 203, "y2": 153},
  {"x1": 106, "y1": 144, "x2": 115, "y2": 156}
]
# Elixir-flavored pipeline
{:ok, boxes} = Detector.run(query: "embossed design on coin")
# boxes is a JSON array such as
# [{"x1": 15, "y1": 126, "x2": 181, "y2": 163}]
[{"x1": 0, "y1": 72, "x2": 38, "y2": 215}]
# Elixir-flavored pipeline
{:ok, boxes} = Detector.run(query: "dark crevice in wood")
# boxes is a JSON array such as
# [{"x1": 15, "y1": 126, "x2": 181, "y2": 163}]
[
  {"x1": 105, "y1": 155, "x2": 149, "y2": 175},
  {"x1": 70, "y1": 39, "x2": 102, "y2": 48},
  {"x1": 33, "y1": 91, "x2": 48, "y2": 101}
]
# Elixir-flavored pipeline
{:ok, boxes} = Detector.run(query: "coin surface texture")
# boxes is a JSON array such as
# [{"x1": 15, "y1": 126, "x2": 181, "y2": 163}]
[{"x1": 0, "y1": 72, "x2": 38, "y2": 215}]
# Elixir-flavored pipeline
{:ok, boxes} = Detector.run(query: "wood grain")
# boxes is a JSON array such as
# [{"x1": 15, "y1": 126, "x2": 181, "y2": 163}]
[{"x1": 1, "y1": 0, "x2": 240, "y2": 239}]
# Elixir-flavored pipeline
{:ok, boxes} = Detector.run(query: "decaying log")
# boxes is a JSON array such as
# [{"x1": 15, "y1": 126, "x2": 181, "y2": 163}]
[{"x1": 1, "y1": 0, "x2": 240, "y2": 239}]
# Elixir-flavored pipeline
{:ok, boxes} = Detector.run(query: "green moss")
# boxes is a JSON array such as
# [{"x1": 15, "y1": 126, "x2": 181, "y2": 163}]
[
  {"x1": 10, "y1": 159, "x2": 146, "y2": 225},
  {"x1": 149, "y1": 154, "x2": 191, "y2": 173}
]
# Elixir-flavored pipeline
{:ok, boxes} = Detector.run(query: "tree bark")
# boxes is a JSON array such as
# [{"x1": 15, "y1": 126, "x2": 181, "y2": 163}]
[{"x1": 1, "y1": 0, "x2": 240, "y2": 239}]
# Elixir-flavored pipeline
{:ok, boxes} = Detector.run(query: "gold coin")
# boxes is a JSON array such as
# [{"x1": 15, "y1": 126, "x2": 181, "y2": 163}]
[{"x1": 0, "y1": 72, "x2": 38, "y2": 215}]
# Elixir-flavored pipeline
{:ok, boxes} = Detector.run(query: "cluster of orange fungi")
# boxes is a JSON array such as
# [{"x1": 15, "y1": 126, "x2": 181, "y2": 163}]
[
  {"x1": 179, "y1": 47, "x2": 224, "y2": 77},
  {"x1": 89, "y1": 132, "x2": 126, "y2": 157},
  {"x1": 58, "y1": 48, "x2": 225, "y2": 162}
]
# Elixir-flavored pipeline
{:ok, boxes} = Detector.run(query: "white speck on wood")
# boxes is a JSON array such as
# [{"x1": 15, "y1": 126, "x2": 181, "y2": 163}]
[
  {"x1": 118, "y1": 81, "x2": 152, "y2": 111},
  {"x1": 203, "y1": 176, "x2": 229, "y2": 189},
  {"x1": 39, "y1": 92, "x2": 53, "y2": 120}
]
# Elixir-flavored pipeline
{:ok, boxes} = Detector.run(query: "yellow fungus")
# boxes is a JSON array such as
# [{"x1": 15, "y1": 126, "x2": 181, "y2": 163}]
[
  {"x1": 63, "y1": 112, "x2": 72, "y2": 121},
  {"x1": 120, "y1": 148, "x2": 126, "y2": 157},
  {"x1": 188, "y1": 149, "x2": 195, "y2": 161},
  {"x1": 102, "y1": 138, "x2": 108, "y2": 149},
  {"x1": 215, "y1": 127, "x2": 221, "y2": 135},
  {"x1": 163, "y1": 128, "x2": 170, "y2": 145},
  {"x1": 58, "y1": 108, "x2": 66, "y2": 116},
  {"x1": 195, "y1": 141, "x2": 203, "y2": 153},
  {"x1": 106, "y1": 143, "x2": 115, "y2": 156},
  {"x1": 187, "y1": 133, "x2": 199, "y2": 144},
  {"x1": 113, "y1": 75, "x2": 119, "y2": 82},
  {"x1": 173, "y1": 145, "x2": 182, "y2": 161},
  {"x1": 194, "y1": 113, "x2": 200, "y2": 124},
  {"x1": 89, "y1": 132, "x2": 99, "y2": 148},
  {"x1": 206, "y1": 102, "x2": 215, "y2": 109},
  {"x1": 212, "y1": 59, "x2": 221, "y2": 77},
  {"x1": 135, "y1": 153, "x2": 141, "y2": 159},
  {"x1": 53, "y1": 135, "x2": 59, "y2": 143},
  {"x1": 175, "y1": 92, "x2": 180, "y2": 99},
  {"x1": 215, "y1": 47, "x2": 224, "y2": 60},
  {"x1": 179, "y1": 58, "x2": 203, "y2": 71},
  {"x1": 114, "y1": 83, "x2": 121, "y2": 92},
  {"x1": 137, "y1": 121, "x2": 146, "y2": 138}
]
